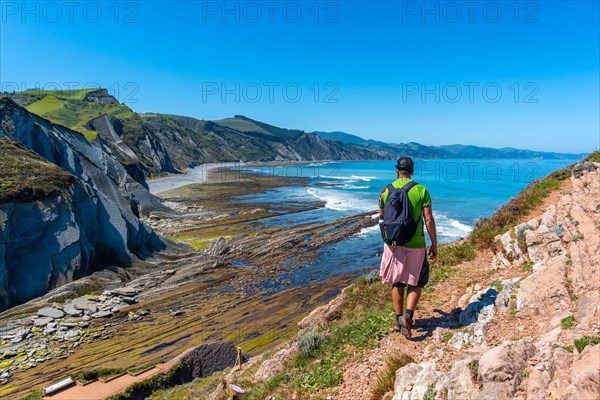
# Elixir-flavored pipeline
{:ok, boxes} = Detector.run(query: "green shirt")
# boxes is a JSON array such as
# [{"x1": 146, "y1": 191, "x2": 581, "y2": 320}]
[{"x1": 378, "y1": 178, "x2": 432, "y2": 248}]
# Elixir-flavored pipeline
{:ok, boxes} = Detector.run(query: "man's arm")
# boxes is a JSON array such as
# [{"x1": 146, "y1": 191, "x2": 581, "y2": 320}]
[
  {"x1": 423, "y1": 206, "x2": 438, "y2": 259},
  {"x1": 378, "y1": 187, "x2": 387, "y2": 219}
]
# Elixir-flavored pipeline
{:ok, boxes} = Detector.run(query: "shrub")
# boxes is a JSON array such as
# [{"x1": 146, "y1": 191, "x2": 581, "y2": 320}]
[
  {"x1": 551, "y1": 224, "x2": 564, "y2": 238},
  {"x1": 560, "y1": 316, "x2": 575, "y2": 329},
  {"x1": 369, "y1": 352, "x2": 414, "y2": 400},
  {"x1": 299, "y1": 331, "x2": 328, "y2": 359},
  {"x1": 572, "y1": 161, "x2": 597, "y2": 178},
  {"x1": 516, "y1": 224, "x2": 533, "y2": 252},
  {"x1": 572, "y1": 234, "x2": 584, "y2": 242},
  {"x1": 574, "y1": 336, "x2": 600, "y2": 353}
]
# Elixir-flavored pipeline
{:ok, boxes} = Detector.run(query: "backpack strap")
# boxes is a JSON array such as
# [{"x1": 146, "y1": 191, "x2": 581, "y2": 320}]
[
  {"x1": 401, "y1": 181, "x2": 419, "y2": 193},
  {"x1": 401, "y1": 181, "x2": 422, "y2": 224}
]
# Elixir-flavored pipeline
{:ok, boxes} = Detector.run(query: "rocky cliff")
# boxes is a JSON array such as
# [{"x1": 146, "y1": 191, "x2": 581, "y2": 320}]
[{"x1": 0, "y1": 98, "x2": 169, "y2": 310}]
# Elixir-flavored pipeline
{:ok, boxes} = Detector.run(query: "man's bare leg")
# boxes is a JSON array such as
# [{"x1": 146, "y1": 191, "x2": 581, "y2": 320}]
[
  {"x1": 395, "y1": 285, "x2": 422, "y2": 338},
  {"x1": 392, "y1": 285, "x2": 404, "y2": 316},
  {"x1": 406, "y1": 286, "x2": 422, "y2": 314}
]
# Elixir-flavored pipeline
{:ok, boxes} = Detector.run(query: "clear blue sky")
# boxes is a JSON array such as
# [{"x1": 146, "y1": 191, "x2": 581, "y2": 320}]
[{"x1": 1, "y1": 1, "x2": 598, "y2": 153}]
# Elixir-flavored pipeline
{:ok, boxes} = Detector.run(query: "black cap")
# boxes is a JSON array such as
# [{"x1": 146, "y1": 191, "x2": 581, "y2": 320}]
[{"x1": 396, "y1": 157, "x2": 414, "y2": 172}]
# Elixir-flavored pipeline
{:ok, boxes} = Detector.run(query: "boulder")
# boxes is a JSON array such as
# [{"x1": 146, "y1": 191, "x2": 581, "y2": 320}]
[
  {"x1": 393, "y1": 361, "x2": 443, "y2": 400},
  {"x1": 477, "y1": 339, "x2": 536, "y2": 399},
  {"x1": 254, "y1": 342, "x2": 299, "y2": 382},
  {"x1": 562, "y1": 344, "x2": 600, "y2": 400},
  {"x1": 446, "y1": 359, "x2": 479, "y2": 400},
  {"x1": 72, "y1": 297, "x2": 98, "y2": 313}
]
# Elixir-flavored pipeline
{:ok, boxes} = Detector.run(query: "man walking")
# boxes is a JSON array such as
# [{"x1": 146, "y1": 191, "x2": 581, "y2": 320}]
[{"x1": 378, "y1": 157, "x2": 438, "y2": 339}]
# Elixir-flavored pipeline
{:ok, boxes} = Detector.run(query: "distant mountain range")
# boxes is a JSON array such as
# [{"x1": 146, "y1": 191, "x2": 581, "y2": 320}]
[{"x1": 314, "y1": 131, "x2": 586, "y2": 160}]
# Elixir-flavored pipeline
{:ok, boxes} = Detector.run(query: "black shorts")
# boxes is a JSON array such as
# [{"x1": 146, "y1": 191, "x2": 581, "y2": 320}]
[{"x1": 392, "y1": 256, "x2": 430, "y2": 289}]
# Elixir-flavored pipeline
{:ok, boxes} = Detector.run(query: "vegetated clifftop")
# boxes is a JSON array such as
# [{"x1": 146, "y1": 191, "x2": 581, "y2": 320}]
[
  {"x1": 0, "y1": 97, "x2": 168, "y2": 310},
  {"x1": 7, "y1": 90, "x2": 397, "y2": 178}
]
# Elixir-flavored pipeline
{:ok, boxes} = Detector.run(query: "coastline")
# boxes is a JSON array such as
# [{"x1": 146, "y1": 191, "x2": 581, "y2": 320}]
[{"x1": 0, "y1": 166, "x2": 378, "y2": 399}]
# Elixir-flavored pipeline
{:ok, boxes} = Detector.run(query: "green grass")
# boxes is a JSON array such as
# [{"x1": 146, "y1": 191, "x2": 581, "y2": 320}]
[
  {"x1": 72, "y1": 368, "x2": 125, "y2": 384},
  {"x1": 20, "y1": 88, "x2": 96, "y2": 101},
  {"x1": 552, "y1": 344, "x2": 574, "y2": 353},
  {"x1": 523, "y1": 261, "x2": 534, "y2": 273},
  {"x1": 423, "y1": 384, "x2": 437, "y2": 400},
  {"x1": 491, "y1": 280, "x2": 503, "y2": 292},
  {"x1": 26, "y1": 95, "x2": 64, "y2": 114},
  {"x1": 560, "y1": 316, "x2": 576, "y2": 329},
  {"x1": 0, "y1": 135, "x2": 75, "y2": 203},
  {"x1": 18, "y1": 390, "x2": 43, "y2": 400},
  {"x1": 20, "y1": 89, "x2": 136, "y2": 143},
  {"x1": 468, "y1": 359, "x2": 479, "y2": 375},
  {"x1": 427, "y1": 241, "x2": 476, "y2": 287},
  {"x1": 574, "y1": 336, "x2": 600, "y2": 353}
]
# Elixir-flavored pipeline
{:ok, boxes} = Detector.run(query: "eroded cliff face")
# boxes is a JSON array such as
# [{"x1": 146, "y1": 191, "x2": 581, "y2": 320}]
[{"x1": 0, "y1": 98, "x2": 169, "y2": 310}]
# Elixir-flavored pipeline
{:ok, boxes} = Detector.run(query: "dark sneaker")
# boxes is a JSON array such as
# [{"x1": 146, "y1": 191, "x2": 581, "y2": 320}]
[
  {"x1": 399, "y1": 314, "x2": 413, "y2": 339},
  {"x1": 393, "y1": 316, "x2": 402, "y2": 332}
]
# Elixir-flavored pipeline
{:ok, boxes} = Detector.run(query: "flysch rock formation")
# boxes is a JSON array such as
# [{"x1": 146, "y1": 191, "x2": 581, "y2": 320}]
[{"x1": 0, "y1": 97, "x2": 171, "y2": 310}]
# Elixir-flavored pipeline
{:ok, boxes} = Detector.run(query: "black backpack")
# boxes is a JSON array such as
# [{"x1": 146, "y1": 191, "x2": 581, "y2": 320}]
[{"x1": 380, "y1": 181, "x2": 420, "y2": 246}]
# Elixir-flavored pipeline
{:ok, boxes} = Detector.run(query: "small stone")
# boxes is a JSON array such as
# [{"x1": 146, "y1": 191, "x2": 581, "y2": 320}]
[
  {"x1": 33, "y1": 317, "x2": 53, "y2": 327},
  {"x1": 64, "y1": 330, "x2": 80, "y2": 339},
  {"x1": 72, "y1": 297, "x2": 98, "y2": 313},
  {"x1": 63, "y1": 303, "x2": 83, "y2": 317},
  {"x1": 112, "y1": 287, "x2": 138, "y2": 297},
  {"x1": 81, "y1": 315, "x2": 91, "y2": 321},
  {"x1": 170, "y1": 310, "x2": 184, "y2": 317},
  {"x1": 91, "y1": 311, "x2": 113, "y2": 319},
  {"x1": 112, "y1": 305, "x2": 128, "y2": 313},
  {"x1": 37, "y1": 307, "x2": 65, "y2": 319},
  {"x1": 121, "y1": 297, "x2": 137, "y2": 305},
  {"x1": 2, "y1": 350, "x2": 18, "y2": 359}
]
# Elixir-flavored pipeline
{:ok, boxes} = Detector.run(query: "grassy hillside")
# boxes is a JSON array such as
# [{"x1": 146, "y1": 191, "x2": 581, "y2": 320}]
[
  {"x1": 0, "y1": 135, "x2": 75, "y2": 203},
  {"x1": 8, "y1": 89, "x2": 133, "y2": 142},
  {"x1": 213, "y1": 115, "x2": 305, "y2": 142}
]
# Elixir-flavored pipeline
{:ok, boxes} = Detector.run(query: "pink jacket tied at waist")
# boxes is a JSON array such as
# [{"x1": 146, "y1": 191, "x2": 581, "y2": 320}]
[{"x1": 379, "y1": 244, "x2": 426, "y2": 286}]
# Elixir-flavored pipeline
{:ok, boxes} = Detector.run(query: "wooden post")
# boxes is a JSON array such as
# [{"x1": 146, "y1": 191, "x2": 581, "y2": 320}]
[{"x1": 237, "y1": 346, "x2": 243, "y2": 367}]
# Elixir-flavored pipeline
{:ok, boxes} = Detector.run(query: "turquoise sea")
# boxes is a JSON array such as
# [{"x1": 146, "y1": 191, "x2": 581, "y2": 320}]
[{"x1": 215, "y1": 158, "x2": 577, "y2": 287}]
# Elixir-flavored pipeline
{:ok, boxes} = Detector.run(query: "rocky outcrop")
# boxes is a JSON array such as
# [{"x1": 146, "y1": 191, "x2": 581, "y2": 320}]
[
  {"x1": 82, "y1": 89, "x2": 119, "y2": 105},
  {"x1": 171, "y1": 341, "x2": 239, "y2": 381},
  {"x1": 86, "y1": 114, "x2": 178, "y2": 178}
]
